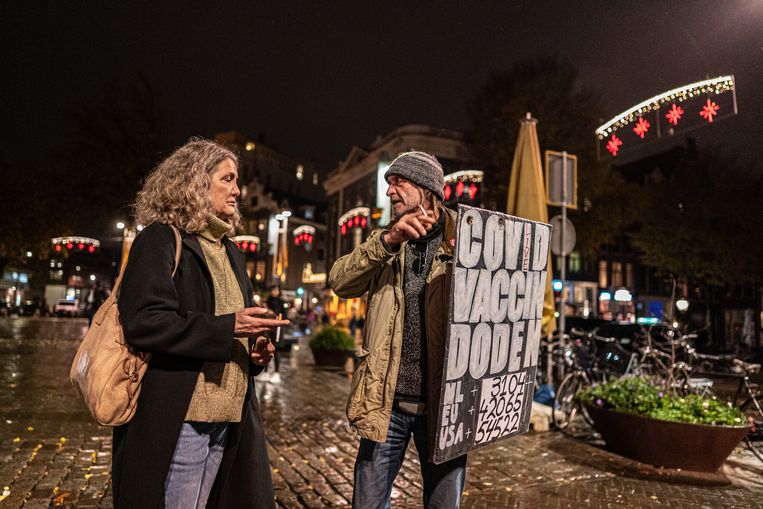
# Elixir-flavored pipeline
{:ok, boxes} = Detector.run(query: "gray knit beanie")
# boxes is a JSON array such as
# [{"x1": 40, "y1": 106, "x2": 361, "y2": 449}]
[{"x1": 384, "y1": 151, "x2": 445, "y2": 201}]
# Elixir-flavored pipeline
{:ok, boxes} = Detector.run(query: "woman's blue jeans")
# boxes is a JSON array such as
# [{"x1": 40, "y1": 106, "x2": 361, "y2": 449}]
[
  {"x1": 164, "y1": 421, "x2": 229, "y2": 509},
  {"x1": 353, "y1": 407, "x2": 466, "y2": 509}
]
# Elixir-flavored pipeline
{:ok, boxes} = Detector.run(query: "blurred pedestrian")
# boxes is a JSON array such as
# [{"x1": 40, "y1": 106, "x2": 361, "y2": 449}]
[
  {"x1": 265, "y1": 285, "x2": 287, "y2": 380},
  {"x1": 85, "y1": 282, "x2": 107, "y2": 326},
  {"x1": 330, "y1": 151, "x2": 466, "y2": 508},
  {"x1": 114, "y1": 139, "x2": 289, "y2": 509}
]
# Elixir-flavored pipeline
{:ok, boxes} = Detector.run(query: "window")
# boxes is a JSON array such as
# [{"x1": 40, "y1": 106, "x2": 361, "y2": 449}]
[
  {"x1": 598, "y1": 260, "x2": 608, "y2": 288},
  {"x1": 625, "y1": 263, "x2": 634, "y2": 288},
  {"x1": 612, "y1": 261, "x2": 623, "y2": 288},
  {"x1": 568, "y1": 252, "x2": 581, "y2": 273}
]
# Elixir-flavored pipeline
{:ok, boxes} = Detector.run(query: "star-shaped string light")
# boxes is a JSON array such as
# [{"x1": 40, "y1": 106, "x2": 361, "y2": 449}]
[
  {"x1": 633, "y1": 117, "x2": 650, "y2": 139},
  {"x1": 665, "y1": 104, "x2": 684, "y2": 126},
  {"x1": 699, "y1": 99, "x2": 719, "y2": 123},
  {"x1": 606, "y1": 134, "x2": 623, "y2": 156}
]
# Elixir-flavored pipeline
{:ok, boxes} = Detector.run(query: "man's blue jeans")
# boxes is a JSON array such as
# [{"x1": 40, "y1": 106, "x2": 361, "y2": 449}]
[
  {"x1": 353, "y1": 407, "x2": 466, "y2": 509},
  {"x1": 164, "y1": 422, "x2": 229, "y2": 509}
]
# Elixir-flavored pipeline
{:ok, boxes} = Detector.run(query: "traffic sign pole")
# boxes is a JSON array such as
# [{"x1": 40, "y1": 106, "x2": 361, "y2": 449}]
[{"x1": 559, "y1": 151, "x2": 567, "y2": 340}]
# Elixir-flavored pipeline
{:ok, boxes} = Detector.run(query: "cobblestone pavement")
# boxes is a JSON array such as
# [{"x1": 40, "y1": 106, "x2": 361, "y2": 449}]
[{"x1": 0, "y1": 317, "x2": 762, "y2": 508}]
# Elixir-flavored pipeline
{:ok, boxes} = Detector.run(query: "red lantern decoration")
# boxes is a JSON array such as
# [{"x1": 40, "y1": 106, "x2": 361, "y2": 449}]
[
  {"x1": 469, "y1": 183, "x2": 478, "y2": 200},
  {"x1": 242, "y1": 241, "x2": 249, "y2": 250},
  {"x1": 55, "y1": 244, "x2": 62, "y2": 252},
  {"x1": 88, "y1": 245, "x2": 96, "y2": 253},
  {"x1": 456, "y1": 180, "x2": 465, "y2": 197},
  {"x1": 361, "y1": 217, "x2": 367, "y2": 229},
  {"x1": 354, "y1": 215, "x2": 360, "y2": 226},
  {"x1": 66, "y1": 243, "x2": 73, "y2": 250},
  {"x1": 444, "y1": 184, "x2": 452, "y2": 201},
  {"x1": 249, "y1": 244, "x2": 256, "y2": 253},
  {"x1": 77, "y1": 243, "x2": 85, "y2": 250},
  {"x1": 341, "y1": 224, "x2": 347, "y2": 235}
]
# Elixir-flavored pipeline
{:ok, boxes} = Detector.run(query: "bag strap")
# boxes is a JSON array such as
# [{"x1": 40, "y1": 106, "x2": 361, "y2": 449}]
[{"x1": 111, "y1": 224, "x2": 183, "y2": 296}]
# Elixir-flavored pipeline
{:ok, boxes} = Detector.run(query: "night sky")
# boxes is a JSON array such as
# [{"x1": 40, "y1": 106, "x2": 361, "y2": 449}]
[{"x1": 4, "y1": 1, "x2": 762, "y2": 171}]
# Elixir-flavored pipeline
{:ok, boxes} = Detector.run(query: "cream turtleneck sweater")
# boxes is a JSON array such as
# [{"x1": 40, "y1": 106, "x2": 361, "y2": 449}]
[{"x1": 185, "y1": 214, "x2": 250, "y2": 423}]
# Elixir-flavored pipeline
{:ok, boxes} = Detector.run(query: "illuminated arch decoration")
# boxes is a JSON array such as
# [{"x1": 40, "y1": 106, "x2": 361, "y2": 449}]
[
  {"x1": 339, "y1": 207, "x2": 370, "y2": 236},
  {"x1": 595, "y1": 75, "x2": 736, "y2": 158},
  {"x1": 231, "y1": 235, "x2": 260, "y2": 253},
  {"x1": 443, "y1": 170, "x2": 483, "y2": 203},
  {"x1": 293, "y1": 225, "x2": 316, "y2": 246},
  {"x1": 51, "y1": 236, "x2": 100, "y2": 254}
]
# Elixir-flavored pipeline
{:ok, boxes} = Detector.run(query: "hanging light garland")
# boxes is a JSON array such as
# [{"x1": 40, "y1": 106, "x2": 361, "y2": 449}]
[
  {"x1": 51, "y1": 236, "x2": 100, "y2": 254},
  {"x1": 231, "y1": 235, "x2": 260, "y2": 253},
  {"x1": 595, "y1": 75, "x2": 735, "y2": 140},
  {"x1": 443, "y1": 170, "x2": 483, "y2": 203},
  {"x1": 293, "y1": 225, "x2": 316, "y2": 246},
  {"x1": 338, "y1": 207, "x2": 370, "y2": 236}
]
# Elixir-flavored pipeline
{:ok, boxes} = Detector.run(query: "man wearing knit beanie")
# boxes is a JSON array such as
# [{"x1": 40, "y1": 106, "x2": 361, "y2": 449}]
[{"x1": 330, "y1": 151, "x2": 467, "y2": 508}]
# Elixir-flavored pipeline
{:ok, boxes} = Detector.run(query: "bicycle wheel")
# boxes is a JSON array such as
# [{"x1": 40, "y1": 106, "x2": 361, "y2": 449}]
[
  {"x1": 740, "y1": 395, "x2": 763, "y2": 462},
  {"x1": 552, "y1": 371, "x2": 591, "y2": 430}
]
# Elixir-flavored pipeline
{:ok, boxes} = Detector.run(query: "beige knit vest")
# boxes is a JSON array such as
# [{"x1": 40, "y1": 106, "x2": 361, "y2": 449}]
[{"x1": 185, "y1": 215, "x2": 249, "y2": 423}]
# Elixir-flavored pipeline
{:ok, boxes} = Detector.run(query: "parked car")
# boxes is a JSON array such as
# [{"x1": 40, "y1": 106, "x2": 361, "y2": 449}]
[
  {"x1": 16, "y1": 301, "x2": 38, "y2": 317},
  {"x1": 563, "y1": 316, "x2": 609, "y2": 335},
  {"x1": 54, "y1": 299, "x2": 80, "y2": 317}
]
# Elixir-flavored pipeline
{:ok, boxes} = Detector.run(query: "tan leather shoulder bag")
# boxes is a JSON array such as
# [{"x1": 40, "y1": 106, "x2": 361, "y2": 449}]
[{"x1": 70, "y1": 225, "x2": 182, "y2": 426}]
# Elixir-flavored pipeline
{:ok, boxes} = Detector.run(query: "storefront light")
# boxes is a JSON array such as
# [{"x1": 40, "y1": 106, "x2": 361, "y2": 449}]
[
  {"x1": 676, "y1": 298, "x2": 689, "y2": 312},
  {"x1": 614, "y1": 289, "x2": 632, "y2": 302},
  {"x1": 600, "y1": 291, "x2": 612, "y2": 301}
]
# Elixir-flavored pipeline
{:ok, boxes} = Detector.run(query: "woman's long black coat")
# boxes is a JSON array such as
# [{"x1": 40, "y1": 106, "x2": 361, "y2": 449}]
[{"x1": 113, "y1": 222, "x2": 274, "y2": 509}]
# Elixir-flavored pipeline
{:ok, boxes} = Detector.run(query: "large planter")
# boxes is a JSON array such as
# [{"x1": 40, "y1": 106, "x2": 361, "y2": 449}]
[
  {"x1": 585, "y1": 404, "x2": 748, "y2": 472},
  {"x1": 311, "y1": 348, "x2": 354, "y2": 367}
]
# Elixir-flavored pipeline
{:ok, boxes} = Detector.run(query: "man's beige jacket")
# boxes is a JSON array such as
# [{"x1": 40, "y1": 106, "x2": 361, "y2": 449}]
[{"x1": 329, "y1": 207, "x2": 457, "y2": 459}]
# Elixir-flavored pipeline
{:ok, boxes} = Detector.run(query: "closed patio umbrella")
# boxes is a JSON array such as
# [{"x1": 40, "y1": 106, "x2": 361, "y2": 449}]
[{"x1": 506, "y1": 113, "x2": 557, "y2": 337}]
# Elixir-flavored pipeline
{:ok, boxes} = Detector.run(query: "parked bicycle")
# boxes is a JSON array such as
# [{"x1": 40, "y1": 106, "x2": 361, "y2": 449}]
[
  {"x1": 632, "y1": 325, "x2": 763, "y2": 462},
  {"x1": 693, "y1": 354, "x2": 763, "y2": 462},
  {"x1": 634, "y1": 330, "x2": 713, "y2": 397},
  {"x1": 552, "y1": 330, "x2": 635, "y2": 430}
]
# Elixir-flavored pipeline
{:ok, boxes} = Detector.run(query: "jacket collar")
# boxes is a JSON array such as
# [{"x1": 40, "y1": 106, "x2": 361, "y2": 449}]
[{"x1": 436, "y1": 206, "x2": 457, "y2": 259}]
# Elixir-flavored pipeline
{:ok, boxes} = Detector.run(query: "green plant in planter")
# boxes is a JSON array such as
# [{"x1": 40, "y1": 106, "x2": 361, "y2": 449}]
[
  {"x1": 578, "y1": 377, "x2": 744, "y2": 426},
  {"x1": 309, "y1": 326, "x2": 355, "y2": 351}
]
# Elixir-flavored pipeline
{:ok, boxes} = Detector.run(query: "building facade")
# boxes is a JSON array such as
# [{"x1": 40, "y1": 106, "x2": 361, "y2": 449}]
[{"x1": 215, "y1": 131, "x2": 328, "y2": 310}]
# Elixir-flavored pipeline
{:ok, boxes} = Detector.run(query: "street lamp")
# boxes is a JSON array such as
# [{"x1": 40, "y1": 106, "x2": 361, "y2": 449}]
[
  {"x1": 270, "y1": 210, "x2": 291, "y2": 284},
  {"x1": 116, "y1": 221, "x2": 139, "y2": 271}
]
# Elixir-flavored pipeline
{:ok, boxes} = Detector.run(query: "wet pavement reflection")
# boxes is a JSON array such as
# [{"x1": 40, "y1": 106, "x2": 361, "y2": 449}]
[{"x1": 0, "y1": 317, "x2": 762, "y2": 508}]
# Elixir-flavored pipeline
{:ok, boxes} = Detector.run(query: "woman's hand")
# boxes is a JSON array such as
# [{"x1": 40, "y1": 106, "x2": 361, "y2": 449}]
[
  {"x1": 250, "y1": 335, "x2": 275, "y2": 366},
  {"x1": 234, "y1": 307, "x2": 290, "y2": 337}
]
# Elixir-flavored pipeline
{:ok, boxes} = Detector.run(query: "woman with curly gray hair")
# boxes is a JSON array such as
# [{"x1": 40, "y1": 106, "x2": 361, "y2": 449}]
[{"x1": 113, "y1": 139, "x2": 287, "y2": 509}]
